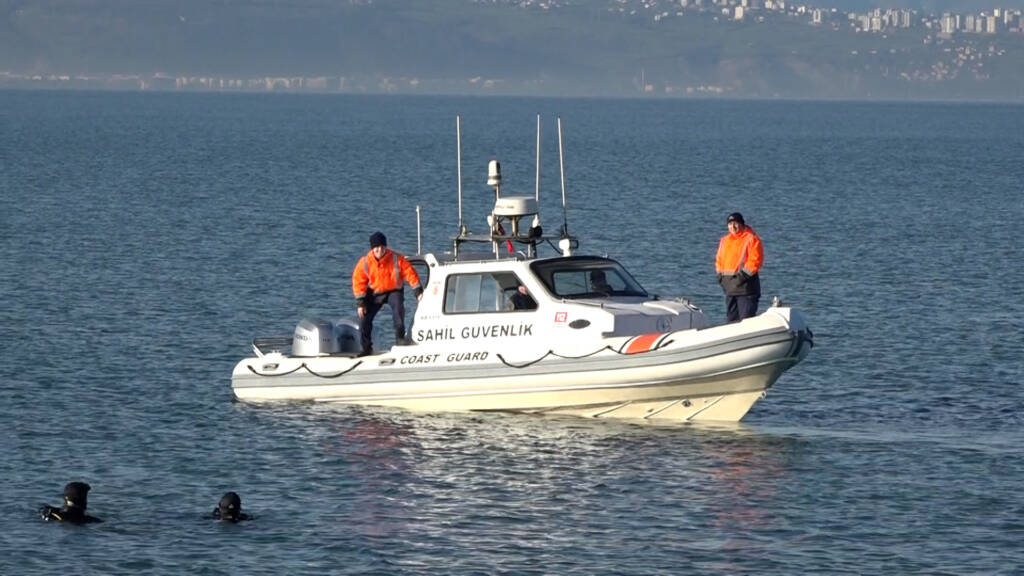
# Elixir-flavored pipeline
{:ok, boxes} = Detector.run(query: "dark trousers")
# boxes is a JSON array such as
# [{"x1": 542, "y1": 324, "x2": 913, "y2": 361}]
[
  {"x1": 359, "y1": 290, "x2": 406, "y2": 352},
  {"x1": 726, "y1": 295, "x2": 760, "y2": 323}
]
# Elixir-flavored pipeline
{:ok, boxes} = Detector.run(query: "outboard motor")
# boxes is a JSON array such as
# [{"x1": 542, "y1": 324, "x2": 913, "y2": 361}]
[
  {"x1": 335, "y1": 318, "x2": 362, "y2": 354},
  {"x1": 292, "y1": 318, "x2": 339, "y2": 357}
]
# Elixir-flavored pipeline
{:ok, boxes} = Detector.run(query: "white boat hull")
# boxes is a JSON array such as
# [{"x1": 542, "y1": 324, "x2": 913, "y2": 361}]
[{"x1": 232, "y1": 307, "x2": 812, "y2": 422}]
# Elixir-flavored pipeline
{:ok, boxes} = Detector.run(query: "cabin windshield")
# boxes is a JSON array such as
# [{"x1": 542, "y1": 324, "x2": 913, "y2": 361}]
[{"x1": 530, "y1": 257, "x2": 648, "y2": 299}]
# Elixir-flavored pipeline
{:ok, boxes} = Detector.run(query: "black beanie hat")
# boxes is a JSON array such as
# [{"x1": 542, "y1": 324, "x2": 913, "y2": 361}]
[
  {"x1": 369, "y1": 231, "x2": 387, "y2": 248},
  {"x1": 726, "y1": 212, "x2": 745, "y2": 225},
  {"x1": 63, "y1": 482, "x2": 91, "y2": 509},
  {"x1": 219, "y1": 492, "x2": 242, "y2": 515}
]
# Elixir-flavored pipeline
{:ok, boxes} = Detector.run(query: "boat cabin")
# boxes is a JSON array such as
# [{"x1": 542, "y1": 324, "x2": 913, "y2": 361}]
[{"x1": 409, "y1": 252, "x2": 708, "y2": 355}]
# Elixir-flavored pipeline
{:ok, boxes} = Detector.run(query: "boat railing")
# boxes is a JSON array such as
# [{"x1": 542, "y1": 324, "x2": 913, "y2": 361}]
[
  {"x1": 451, "y1": 231, "x2": 544, "y2": 259},
  {"x1": 436, "y1": 249, "x2": 529, "y2": 264},
  {"x1": 252, "y1": 336, "x2": 292, "y2": 357}
]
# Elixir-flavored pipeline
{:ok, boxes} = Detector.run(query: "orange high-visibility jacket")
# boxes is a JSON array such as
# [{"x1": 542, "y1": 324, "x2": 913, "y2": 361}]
[
  {"x1": 715, "y1": 226, "x2": 763, "y2": 277},
  {"x1": 352, "y1": 248, "x2": 420, "y2": 304}
]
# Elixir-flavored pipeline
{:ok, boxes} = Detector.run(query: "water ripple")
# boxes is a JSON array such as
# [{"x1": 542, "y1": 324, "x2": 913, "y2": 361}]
[{"x1": 3, "y1": 93, "x2": 1023, "y2": 574}]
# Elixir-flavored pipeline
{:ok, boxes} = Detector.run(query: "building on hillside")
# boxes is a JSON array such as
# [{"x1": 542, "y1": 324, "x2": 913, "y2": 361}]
[
  {"x1": 985, "y1": 15, "x2": 997, "y2": 33},
  {"x1": 940, "y1": 12, "x2": 956, "y2": 36}
]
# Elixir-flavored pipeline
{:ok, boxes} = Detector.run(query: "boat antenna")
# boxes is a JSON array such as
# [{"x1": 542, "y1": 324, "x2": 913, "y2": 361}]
[
  {"x1": 558, "y1": 116, "x2": 568, "y2": 237},
  {"x1": 535, "y1": 114, "x2": 541, "y2": 202},
  {"x1": 525, "y1": 114, "x2": 544, "y2": 257},
  {"x1": 457, "y1": 115, "x2": 464, "y2": 236},
  {"x1": 416, "y1": 205, "x2": 422, "y2": 255}
]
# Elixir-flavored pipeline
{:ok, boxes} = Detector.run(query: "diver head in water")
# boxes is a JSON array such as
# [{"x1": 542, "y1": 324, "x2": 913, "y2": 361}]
[
  {"x1": 212, "y1": 491, "x2": 252, "y2": 522},
  {"x1": 40, "y1": 481, "x2": 102, "y2": 524}
]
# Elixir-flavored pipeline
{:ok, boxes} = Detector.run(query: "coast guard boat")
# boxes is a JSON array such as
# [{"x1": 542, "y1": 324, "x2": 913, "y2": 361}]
[{"x1": 231, "y1": 117, "x2": 812, "y2": 422}]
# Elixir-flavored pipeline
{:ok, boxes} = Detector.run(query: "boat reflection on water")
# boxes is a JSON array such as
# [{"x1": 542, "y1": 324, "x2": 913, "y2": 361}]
[
  {"x1": 245, "y1": 402, "x2": 806, "y2": 566},
  {"x1": 696, "y1": 431, "x2": 800, "y2": 573}
]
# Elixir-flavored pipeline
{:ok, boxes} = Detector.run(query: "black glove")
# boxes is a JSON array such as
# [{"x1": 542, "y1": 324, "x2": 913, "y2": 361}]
[
  {"x1": 355, "y1": 297, "x2": 366, "y2": 308},
  {"x1": 40, "y1": 505, "x2": 59, "y2": 521},
  {"x1": 413, "y1": 286, "x2": 424, "y2": 298}
]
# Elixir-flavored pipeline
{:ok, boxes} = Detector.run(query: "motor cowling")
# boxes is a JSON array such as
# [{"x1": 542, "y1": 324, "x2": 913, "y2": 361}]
[
  {"x1": 292, "y1": 318, "x2": 339, "y2": 357},
  {"x1": 335, "y1": 318, "x2": 362, "y2": 354}
]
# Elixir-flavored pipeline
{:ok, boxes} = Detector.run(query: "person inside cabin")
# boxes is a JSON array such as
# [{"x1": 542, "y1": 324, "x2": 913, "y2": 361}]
[
  {"x1": 212, "y1": 491, "x2": 252, "y2": 522},
  {"x1": 715, "y1": 212, "x2": 763, "y2": 322},
  {"x1": 352, "y1": 231, "x2": 423, "y2": 356},
  {"x1": 40, "y1": 481, "x2": 102, "y2": 524},
  {"x1": 508, "y1": 283, "x2": 537, "y2": 310},
  {"x1": 589, "y1": 270, "x2": 612, "y2": 296}
]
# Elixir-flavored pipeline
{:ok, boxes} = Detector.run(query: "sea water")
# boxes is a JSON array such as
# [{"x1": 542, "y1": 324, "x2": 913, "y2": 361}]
[{"x1": 1, "y1": 91, "x2": 1023, "y2": 574}]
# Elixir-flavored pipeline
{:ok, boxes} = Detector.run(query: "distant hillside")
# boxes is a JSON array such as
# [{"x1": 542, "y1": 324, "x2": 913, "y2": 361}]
[
  {"x1": 3, "y1": 0, "x2": 1024, "y2": 100},
  {"x1": 811, "y1": 0, "x2": 1024, "y2": 10}
]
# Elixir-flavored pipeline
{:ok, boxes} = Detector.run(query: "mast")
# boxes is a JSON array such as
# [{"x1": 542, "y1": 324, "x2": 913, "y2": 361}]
[
  {"x1": 535, "y1": 114, "x2": 541, "y2": 202},
  {"x1": 457, "y1": 115, "x2": 464, "y2": 235},
  {"x1": 558, "y1": 116, "x2": 568, "y2": 239}
]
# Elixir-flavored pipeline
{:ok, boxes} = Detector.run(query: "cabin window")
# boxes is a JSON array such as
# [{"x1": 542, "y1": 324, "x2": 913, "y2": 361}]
[
  {"x1": 532, "y1": 257, "x2": 647, "y2": 299},
  {"x1": 444, "y1": 272, "x2": 535, "y2": 314}
]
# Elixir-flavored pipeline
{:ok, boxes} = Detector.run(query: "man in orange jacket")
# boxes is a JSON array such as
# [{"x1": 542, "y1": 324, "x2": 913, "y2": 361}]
[
  {"x1": 715, "y1": 212, "x2": 763, "y2": 322},
  {"x1": 352, "y1": 231, "x2": 422, "y2": 356}
]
